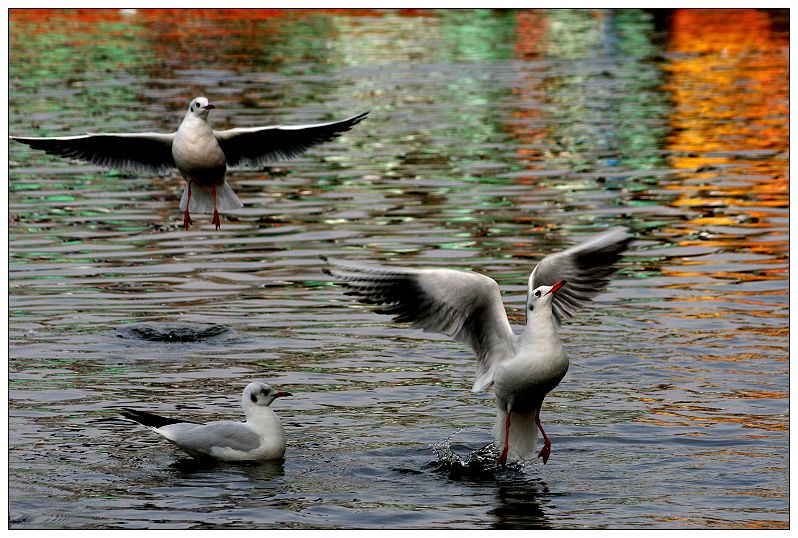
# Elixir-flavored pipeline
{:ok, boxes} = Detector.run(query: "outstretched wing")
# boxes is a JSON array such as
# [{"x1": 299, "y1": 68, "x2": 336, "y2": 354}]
[
  {"x1": 213, "y1": 111, "x2": 369, "y2": 168},
  {"x1": 530, "y1": 227, "x2": 632, "y2": 325},
  {"x1": 324, "y1": 259, "x2": 516, "y2": 392},
  {"x1": 10, "y1": 132, "x2": 177, "y2": 174}
]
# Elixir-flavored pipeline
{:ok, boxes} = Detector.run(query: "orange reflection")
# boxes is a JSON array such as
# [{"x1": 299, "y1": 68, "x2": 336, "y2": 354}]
[
  {"x1": 650, "y1": 515, "x2": 786, "y2": 529},
  {"x1": 663, "y1": 11, "x2": 788, "y2": 199},
  {"x1": 640, "y1": 407, "x2": 786, "y2": 433},
  {"x1": 659, "y1": 9, "x2": 789, "y2": 291}
]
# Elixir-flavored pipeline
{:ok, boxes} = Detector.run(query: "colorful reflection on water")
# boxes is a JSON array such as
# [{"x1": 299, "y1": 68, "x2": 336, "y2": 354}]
[{"x1": 8, "y1": 8, "x2": 788, "y2": 530}]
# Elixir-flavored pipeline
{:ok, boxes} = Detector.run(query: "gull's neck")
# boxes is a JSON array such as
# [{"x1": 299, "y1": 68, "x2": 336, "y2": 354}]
[
  {"x1": 182, "y1": 112, "x2": 211, "y2": 128},
  {"x1": 243, "y1": 403, "x2": 279, "y2": 426},
  {"x1": 522, "y1": 303, "x2": 559, "y2": 342}
]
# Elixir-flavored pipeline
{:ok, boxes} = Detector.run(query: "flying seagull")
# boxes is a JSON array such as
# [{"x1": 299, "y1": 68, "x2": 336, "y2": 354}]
[
  {"x1": 11, "y1": 97, "x2": 368, "y2": 229},
  {"x1": 119, "y1": 381, "x2": 292, "y2": 461},
  {"x1": 324, "y1": 227, "x2": 632, "y2": 466}
]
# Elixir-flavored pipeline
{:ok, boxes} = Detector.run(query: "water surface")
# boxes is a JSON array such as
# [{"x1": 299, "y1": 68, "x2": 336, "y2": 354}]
[{"x1": 8, "y1": 8, "x2": 788, "y2": 529}]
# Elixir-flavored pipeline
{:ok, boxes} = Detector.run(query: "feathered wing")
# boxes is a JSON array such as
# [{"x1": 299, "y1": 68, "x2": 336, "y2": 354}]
[
  {"x1": 324, "y1": 259, "x2": 516, "y2": 392},
  {"x1": 214, "y1": 111, "x2": 369, "y2": 168},
  {"x1": 161, "y1": 421, "x2": 262, "y2": 454},
  {"x1": 530, "y1": 227, "x2": 632, "y2": 325},
  {"x1": 10, "y1": 132, "x2": 177, "y2": 174}
]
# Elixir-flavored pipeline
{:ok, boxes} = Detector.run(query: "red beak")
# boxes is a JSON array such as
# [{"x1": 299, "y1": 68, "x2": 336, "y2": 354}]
[
  {"x1": 205, "y1": 103, "x2": 215, "y2": 110},
  {"x1": 274, "y1": 391, "x2": 292, "y2": 398},
  {"x1": 545, "y1": 280, "x2": 567, "y2": 295}
]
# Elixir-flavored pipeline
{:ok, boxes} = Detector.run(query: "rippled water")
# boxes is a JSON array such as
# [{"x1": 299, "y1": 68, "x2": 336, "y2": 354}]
[{"x1": 8, "y1": 8, "x2": 788, "y2": 529}]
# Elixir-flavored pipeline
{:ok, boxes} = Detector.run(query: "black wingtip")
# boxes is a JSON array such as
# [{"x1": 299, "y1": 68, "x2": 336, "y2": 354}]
[
  {"x1": 349, "y1": 111, "x2": 369, "y2": 126},
  {"x1": 119, "y1": 408, "x2": 191, "y2": 428}
]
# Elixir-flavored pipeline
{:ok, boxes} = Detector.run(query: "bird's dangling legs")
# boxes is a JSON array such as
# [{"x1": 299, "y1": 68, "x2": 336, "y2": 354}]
[
  {"x1": 211, "y1": 184, "x2": 221, "y2": 230},
  {"x1": 183, "y1": 182, "x2": 193, "y2": 231},
  {"x1": 535, "y1": 407, "x2": 552, "y2": 464},
  {"x1": 498, "y1": 413, "x2": 511, "y2": 466}
]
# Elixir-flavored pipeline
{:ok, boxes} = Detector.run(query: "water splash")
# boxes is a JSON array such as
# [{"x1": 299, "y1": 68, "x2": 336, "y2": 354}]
[{"x1": 429, "y1": 435, "x2": 528, "y2": 480}]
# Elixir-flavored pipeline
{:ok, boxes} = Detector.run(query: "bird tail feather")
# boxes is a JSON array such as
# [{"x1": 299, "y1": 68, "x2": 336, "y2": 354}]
[
  {"x1": 179, "y1": 181, "x2": 243, "y2": 213},
  {"x1": 493, "y1": 407, "x2": 539, "y2": 461}
]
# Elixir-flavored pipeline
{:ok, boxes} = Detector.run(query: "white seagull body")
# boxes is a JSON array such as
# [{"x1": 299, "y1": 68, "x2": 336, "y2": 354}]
[
  {"x1": 11, "y1": 97, "x2": 368, "y2": 229},
  {"x1": 120, "y1": 382, "x2": 292, "y2": 461},
  {"x1": 325, "y1": 227, "x2": 632, "y2": 465}
]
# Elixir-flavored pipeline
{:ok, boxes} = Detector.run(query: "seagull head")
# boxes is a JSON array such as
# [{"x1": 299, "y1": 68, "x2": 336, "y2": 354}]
[
  {"x1": 243, "y1": 382, "x2": 292, "y2": 408},
  {"x1": 526, "y1": 279, "x2": 567, "y2": 320},
  {"x1": 187, "y1": 96, "x2": 215, "y2": 119}
]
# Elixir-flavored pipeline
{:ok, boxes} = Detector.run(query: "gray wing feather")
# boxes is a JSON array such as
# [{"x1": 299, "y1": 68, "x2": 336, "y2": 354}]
[
  {"x1": 530, "y1": 227, "x2": 632, "y2": 325},
  {"x1": 162, "y1": 421, "x2": 261, "y2": 454},
  {"x1": 324, "y1": 259, "x2": 515, "y2": 392},
  {"x1": 10, "y1": 132, "x2": 176, "y2": 174},
  {"x1": 214, "y1": 111, "x2": 368, "y2": 168}
]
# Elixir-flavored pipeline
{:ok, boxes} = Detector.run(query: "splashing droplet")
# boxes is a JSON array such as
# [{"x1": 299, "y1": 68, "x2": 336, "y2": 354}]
[{"x1": 429, "y1": 435, "x2": 528, "y2": 480}]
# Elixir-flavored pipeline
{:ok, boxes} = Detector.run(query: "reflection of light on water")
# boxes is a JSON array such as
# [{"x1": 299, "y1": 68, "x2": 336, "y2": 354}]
[
  {"x1": 664, "y1": 9, "x2": 788, "y2": 183},
  {"x1": 8, "y1": 8, "x2": 789, "y2": 529}
]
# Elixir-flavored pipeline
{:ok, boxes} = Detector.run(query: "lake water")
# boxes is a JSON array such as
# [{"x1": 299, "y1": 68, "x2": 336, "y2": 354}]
[{"x1": 8, "y1": 8, "x2": 789, "y2": 529}]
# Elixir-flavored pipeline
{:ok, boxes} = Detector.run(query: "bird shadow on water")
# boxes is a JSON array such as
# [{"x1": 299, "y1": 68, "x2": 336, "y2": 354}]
[{"x1": 427, "y1": 440, "x2": 553, "y2": 529}]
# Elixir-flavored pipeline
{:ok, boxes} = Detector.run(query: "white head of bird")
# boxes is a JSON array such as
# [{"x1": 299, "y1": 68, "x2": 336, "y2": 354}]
[
  {"x1": 186, "y1": 96, "x2": 215, "y2": 119},
  {"x1": 242, "y1": 382, "x2": 292, "y2": 412},
  {"x1": 525, "y1": 279, "x2": 567, "y2": 327}
]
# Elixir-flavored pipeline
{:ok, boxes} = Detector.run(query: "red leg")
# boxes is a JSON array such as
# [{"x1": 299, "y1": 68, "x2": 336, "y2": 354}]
[
  {"x1": 211, "y1": 185, "x2": 221, "y2": 230},
  {"x1": 498, "y1": 413, "x2": 511, "y2": 466},
  {"x1": 183, "y1": 182, "x2": 193, "y2": 231},
  {"x1": 536, "y1": 407, "x2": 552, "y2": 464}
]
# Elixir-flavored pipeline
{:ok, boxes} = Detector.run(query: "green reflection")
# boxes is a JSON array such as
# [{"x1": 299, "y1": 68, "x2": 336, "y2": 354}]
[{"x1": 533, "y1": 9, "x2": 670, "y2": 175}]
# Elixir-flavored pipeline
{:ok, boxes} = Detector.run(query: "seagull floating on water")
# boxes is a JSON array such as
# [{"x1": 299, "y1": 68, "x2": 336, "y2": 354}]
[
  {"x1": 120, "y1": 382, "x2": 292, "y2": 461},
  {"x1": 324, "y1": 227, "x2": 632, "y2": 466},
  {"x1": 10, "y1": 97, "x2": 368, "y2": 230}
]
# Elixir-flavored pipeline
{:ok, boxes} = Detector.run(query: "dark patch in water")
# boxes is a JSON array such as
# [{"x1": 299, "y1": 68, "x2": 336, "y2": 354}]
[{"x1": 115, "y1": 323, "x2": 234, "y2": 343}]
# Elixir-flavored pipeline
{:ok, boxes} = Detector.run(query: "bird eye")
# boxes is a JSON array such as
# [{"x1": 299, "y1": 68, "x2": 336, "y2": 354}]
[
  {"x1": 250, "y1": 394, "x2": 257, "y2": 403},
  {"x1": 535, "y1": 290, "x2": 541, "y2": 297}
]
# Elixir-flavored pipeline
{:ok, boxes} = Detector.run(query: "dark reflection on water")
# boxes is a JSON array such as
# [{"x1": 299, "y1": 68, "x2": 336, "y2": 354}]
[
  {"x1": 489, "y1": 480, "x2": 551, "y2": 529},
  {"x1": 8, "y1": 8, "x2": 788, "y2": 530},
  {"x1": 169, "y1": 458, "x2": 286, "y2": 481}
]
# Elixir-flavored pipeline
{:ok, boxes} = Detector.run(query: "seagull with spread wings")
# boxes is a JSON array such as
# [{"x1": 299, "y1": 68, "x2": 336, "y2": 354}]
[
  {"x1": 325, "y1": 227, "x2": 632, "y2": 466},
  {"x1": 11, "y1": 97, "x2": 368, "y2": 229}
]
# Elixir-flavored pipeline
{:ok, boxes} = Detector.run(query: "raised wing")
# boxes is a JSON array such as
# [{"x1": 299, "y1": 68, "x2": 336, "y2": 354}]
[
  {"x1": 10, "y1": 132, "x2": 177, "y2": 174},
  {"x1": 530, "y1": 227, "x2": 632, "y2": 325},
  {"x1": 214, "y1": 111, "x2": 369, "y2": 168},
  {"x1": 324, "y1": 259, "x2": 516, "y2": 392}
]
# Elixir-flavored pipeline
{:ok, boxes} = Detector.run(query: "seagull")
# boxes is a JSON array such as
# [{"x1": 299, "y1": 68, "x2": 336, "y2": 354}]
[
  {"x1": 324, "y1": 227, "x2": 632, "y2": 466},
  {"x1": 119, "y1": 382, "x2": 292, "y2": 461},
  {"x1": 10, "y1": 97, "x2": 368, "y2": 230}
]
